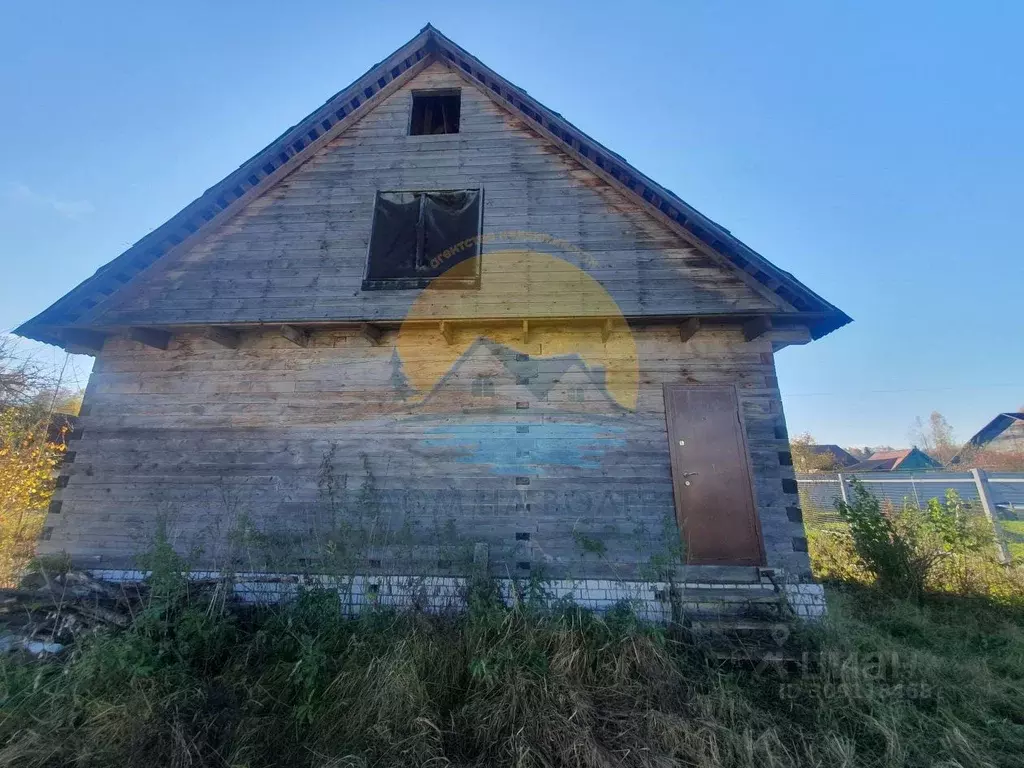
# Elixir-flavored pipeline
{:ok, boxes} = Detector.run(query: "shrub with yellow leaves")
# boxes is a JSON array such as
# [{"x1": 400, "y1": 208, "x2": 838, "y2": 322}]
[{"x1": 0, "y1": 410, "x2": 66, "y2": 586}]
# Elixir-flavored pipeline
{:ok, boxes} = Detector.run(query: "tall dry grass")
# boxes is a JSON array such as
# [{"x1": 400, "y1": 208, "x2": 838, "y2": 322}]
[{"x1": 1, "y1": 575, "x2": 1022, "y2": 768}]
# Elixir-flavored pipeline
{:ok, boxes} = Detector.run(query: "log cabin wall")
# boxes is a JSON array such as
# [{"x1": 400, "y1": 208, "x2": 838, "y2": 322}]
[
  {"x1": 37, "y1": 60, "x2": 815, "y2": 582},
  {"x1": 42, "y1": 325, "x2": 811, "y2": 580}
]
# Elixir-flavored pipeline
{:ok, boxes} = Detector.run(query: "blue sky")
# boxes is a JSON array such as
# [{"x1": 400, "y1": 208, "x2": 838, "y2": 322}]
[{"x1": 1, "y1": 1, "x2": 1021, "y2": 448}]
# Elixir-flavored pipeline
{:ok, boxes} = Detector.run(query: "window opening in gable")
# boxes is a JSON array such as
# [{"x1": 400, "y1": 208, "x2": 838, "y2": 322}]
[
  {"x1": 410, "y1": 91, "x2": 461, "y2": 135},
  {"x1": 472, "y1": 376, "x2": 495, "y2": 398},
  {"x1": 363, "y1": 189, "x2": 482, "y2": 290}
]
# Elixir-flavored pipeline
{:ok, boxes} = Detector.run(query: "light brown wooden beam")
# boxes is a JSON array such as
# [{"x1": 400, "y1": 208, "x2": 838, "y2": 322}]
[
  {"x1": 78, "y1": 313, "x2": 834, "y2": 334},
  {"x1": 128, "y1": 327, "x2": 171, "y2": 350},
  {"x1": 203, "y1": 326, "x2": 241, "y2": 349},
  {"x1": 439, "y1": 321, "x2": 454, "y2": 345},
  {"x1": 678, "y1": 318, "x2": 700, "y2": 343},
  {"x1": 280, "y1": 325, "x2": 310, "y2": 347},
  {"x1": 742, "y1": 316, "x2": 773, "y2": 342},
  {"x1": 769, "y1": 326, "x2": 812, "y2": 350},
  {"x1": 62, "y1": 329, "x2": 106, "y2": 355},
  {"x1": 360, "y1": 323, "x2": 383, "y2": 346}
]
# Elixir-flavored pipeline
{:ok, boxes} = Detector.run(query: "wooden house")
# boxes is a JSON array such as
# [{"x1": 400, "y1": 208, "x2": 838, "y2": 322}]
[
  {"x1": 16, "y1": 26, "x2": 850, "y2": 614},
  {"x1": 950, "y1": 413, "x2": 1024, "y2": 468}
]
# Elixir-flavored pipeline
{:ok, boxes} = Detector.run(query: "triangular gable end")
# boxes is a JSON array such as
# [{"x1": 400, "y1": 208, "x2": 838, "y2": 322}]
[
  {"x1": 80, "y1": 59, "x2": 784, "y2": 328},
  {"x1": 15, "y1": 24, "x2": 851, "y2": 349}
]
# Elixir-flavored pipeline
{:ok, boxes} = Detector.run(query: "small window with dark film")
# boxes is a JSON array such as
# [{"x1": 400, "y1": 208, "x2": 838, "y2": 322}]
[
  {"x1": 363, "y1": 189, "x2": 482, "y2": 290},
  {"x1": 410, "y1": 91, "x2": 460, "y2": 135}
]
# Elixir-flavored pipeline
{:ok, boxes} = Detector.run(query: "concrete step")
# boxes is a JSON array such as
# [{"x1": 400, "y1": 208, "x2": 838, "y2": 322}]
[
  {"x1": 675, "y1": 587, "x2": 782, "y2": 603},
  {"x1": 690, "y1": 618, "x2": 790, "y2": 634},
  {"x1": 675, "y1": 565, "x2": 765, "y2": 583},
  {"x1": 713, "y1": 648, "x2": 804, "y2": 664}
]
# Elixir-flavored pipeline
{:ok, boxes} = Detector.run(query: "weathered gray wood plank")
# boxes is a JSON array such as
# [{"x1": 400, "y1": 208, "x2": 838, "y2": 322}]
[{"x1": 89, "y1": 63, "x2": 776, "y2": 327}]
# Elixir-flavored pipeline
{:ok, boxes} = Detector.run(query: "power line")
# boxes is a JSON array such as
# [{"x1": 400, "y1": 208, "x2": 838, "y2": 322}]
[{"x1": 787, "y1": 383, "x2": 1020, "y2": 397}]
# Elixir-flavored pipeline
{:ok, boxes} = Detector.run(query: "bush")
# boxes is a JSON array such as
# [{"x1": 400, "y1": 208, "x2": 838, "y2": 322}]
[
  {"x1": 0, "y1": 411, "x2": 65, "y2": 586},
  {"x1": 834, "y1": 480, "x2": 936, "y2": 599},
  {"x1": 828, "y1": 481, "x2": 1015, "y2": 601},
  {"x1": 1, "y1": 581, "x2": 1023, "y2": 768}
]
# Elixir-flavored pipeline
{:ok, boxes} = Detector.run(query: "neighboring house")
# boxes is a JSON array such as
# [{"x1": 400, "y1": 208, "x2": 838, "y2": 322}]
[
  {"x1": 806, "y1": 444, "x2": 859, "y2": 468},
  {"x1": 848, "y1": 448, "x2": 942, "y2": 472},
  {"x1": 15, "y1": 26, "x2": 850, "y2": 599},
  {"x1": 950, "y1": 413, "x2": 1024, "y2": 466}
]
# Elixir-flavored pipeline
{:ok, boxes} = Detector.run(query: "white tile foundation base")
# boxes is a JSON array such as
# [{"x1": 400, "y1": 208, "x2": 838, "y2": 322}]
[{"x1": 89, "y1": 570, "x2": 827, "y2": 622}]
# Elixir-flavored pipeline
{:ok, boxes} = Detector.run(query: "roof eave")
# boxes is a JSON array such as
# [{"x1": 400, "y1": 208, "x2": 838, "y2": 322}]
[{"x1": 14, "y1": 24, "x2": 852, "y2": 349}]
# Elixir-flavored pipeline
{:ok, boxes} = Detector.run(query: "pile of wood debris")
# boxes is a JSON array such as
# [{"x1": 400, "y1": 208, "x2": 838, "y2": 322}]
[{"x1": 0, "y1": 570, "x2": 148, "y2": 656}]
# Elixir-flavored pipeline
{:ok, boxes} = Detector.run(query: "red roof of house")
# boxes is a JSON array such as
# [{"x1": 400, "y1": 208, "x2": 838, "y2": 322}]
[
  {"x1": 868, "y1": 450, "x2": 911, "y2": 462},
  {"x1": 848, "y1": 448, "x2": 941, "y2": 472}
]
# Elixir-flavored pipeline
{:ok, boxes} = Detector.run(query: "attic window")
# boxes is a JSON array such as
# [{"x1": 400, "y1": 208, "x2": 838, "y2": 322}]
[
  {"x1": 410, "y1": 91, "x2": 460, "y2": 135},
  {"x1": 363, "y1": 189, "x2": 482, "y2": 290},
  {"x1": 472, "y1": 376, "x2": 495, "y2": 398}
]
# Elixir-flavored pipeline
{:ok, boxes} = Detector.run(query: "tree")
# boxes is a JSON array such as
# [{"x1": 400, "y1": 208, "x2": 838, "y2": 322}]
[
  {"x1": 790, "y1": 432, "x2": 841, "y2": 473},
  {"x1": 0, "y1": 336, "x2": 46, "y2": 410},
  {"x1": 909, "y1": 411, "x2": 959, "y2": 465}
]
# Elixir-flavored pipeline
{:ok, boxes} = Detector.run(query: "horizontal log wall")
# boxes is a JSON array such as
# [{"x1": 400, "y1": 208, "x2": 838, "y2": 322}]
[
  {"x1": 42, "y1": 326, "x2": 810, "y2": 579},
  {"x1": 93, "y1": 62, "x2": 776, "y2": 326}
]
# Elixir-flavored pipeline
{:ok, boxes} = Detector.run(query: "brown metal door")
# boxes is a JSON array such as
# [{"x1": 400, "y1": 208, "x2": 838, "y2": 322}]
[{"x1": 663, "y1": 385, "x2": 764, "y2": 565}]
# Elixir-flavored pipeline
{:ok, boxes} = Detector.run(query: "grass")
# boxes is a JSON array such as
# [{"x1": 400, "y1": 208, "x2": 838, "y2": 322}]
[
  {"x1": 1, "y1": 494, "x2": 1021, "y2": 767},
  {"x1": 1002, "y1": 521, "x2": 1024, "y2": 561},
  {"x1": 0, "y1": 580, "x2": 1022, "y2": 768}
]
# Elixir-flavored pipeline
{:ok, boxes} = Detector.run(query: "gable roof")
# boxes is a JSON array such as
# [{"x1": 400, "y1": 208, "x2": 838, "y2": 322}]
[
  {"x1": 950, "y1": 413, "x2": 1024, "y2": 464},
  {"x1": 15, "y1": 24, "x2": 851, "y2": 350},
  {"x1": 848, "y1": 448, "x2": 942, "y2": 472}
]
